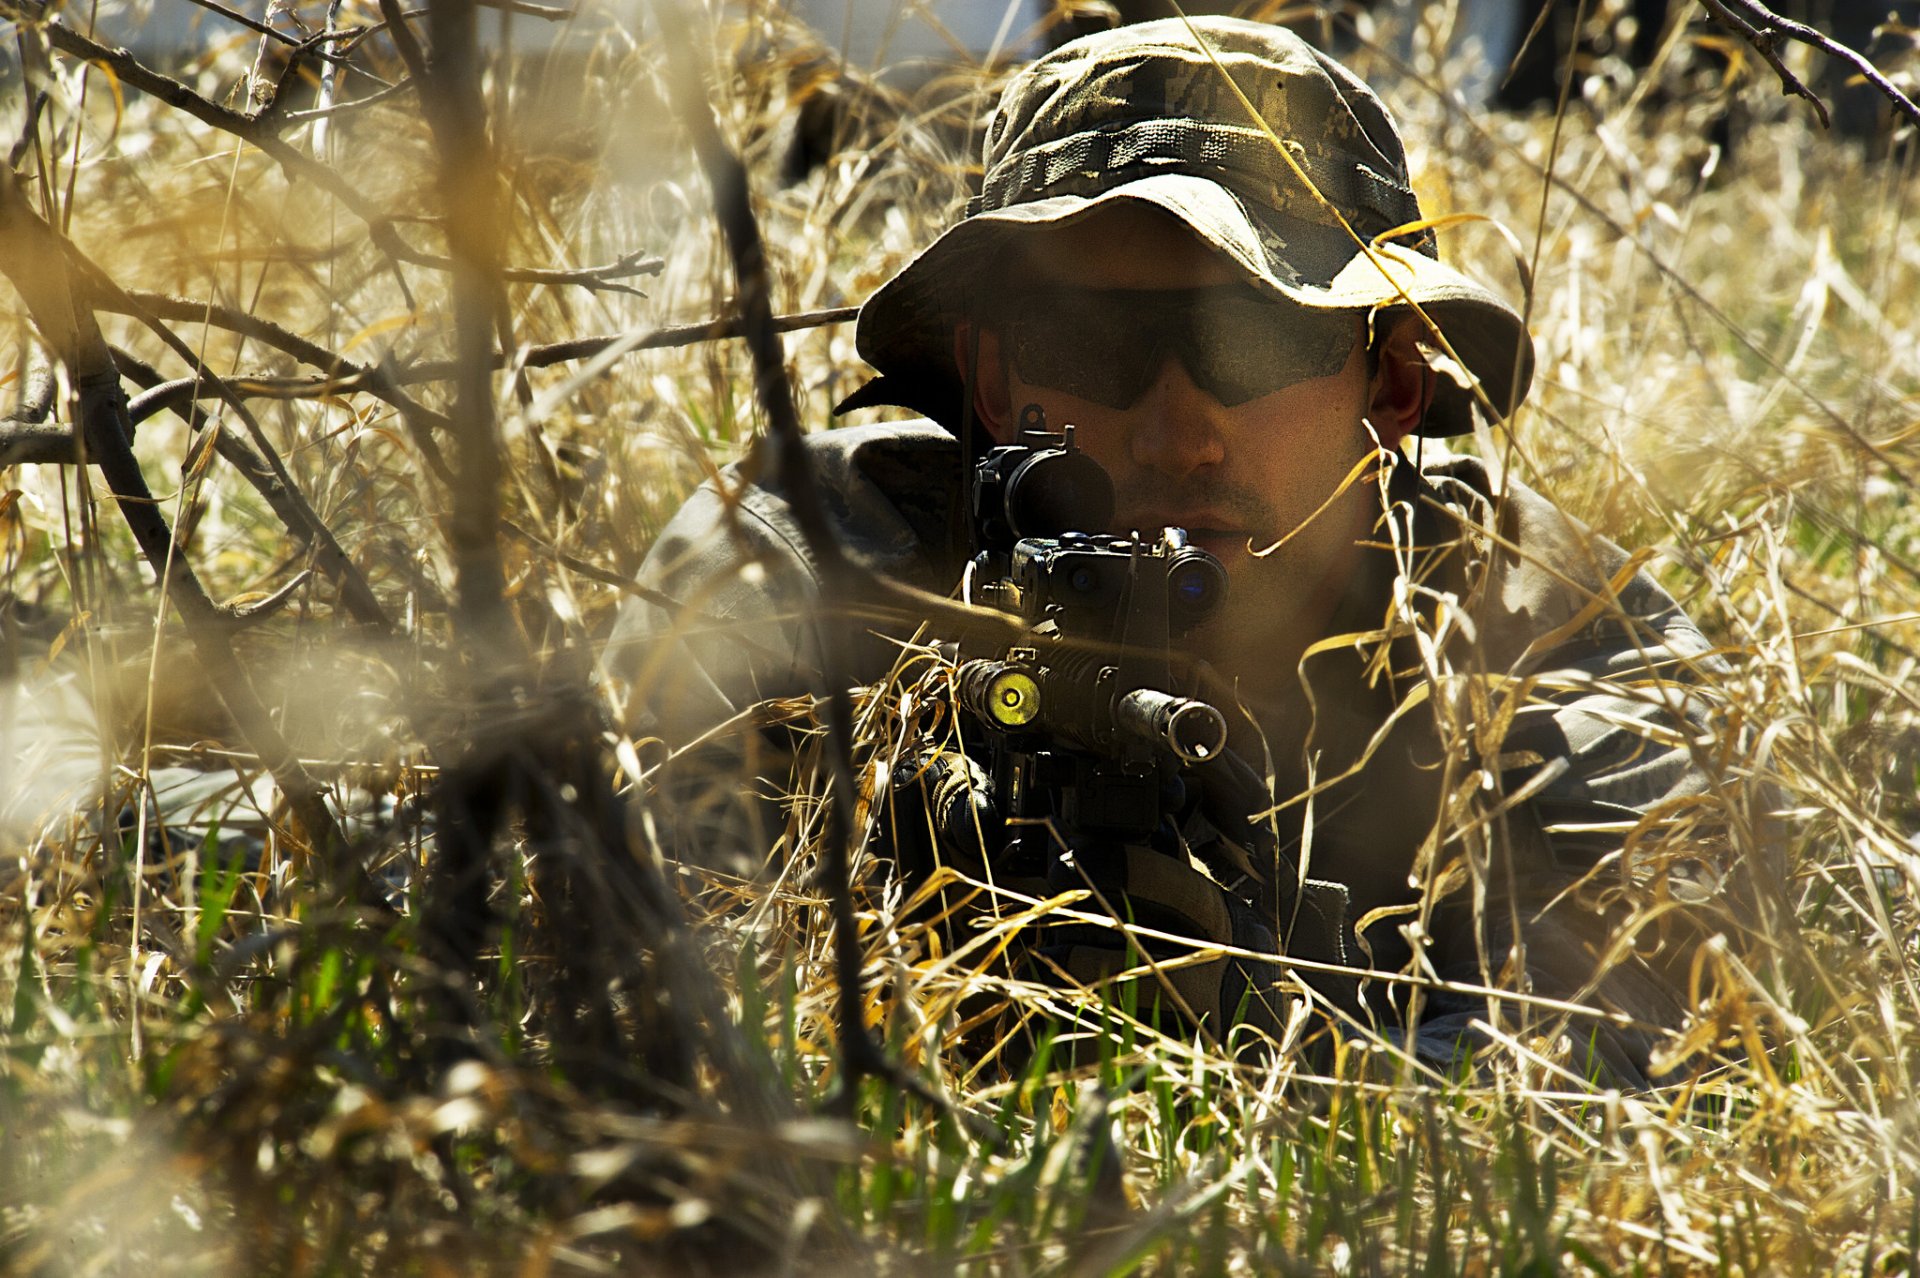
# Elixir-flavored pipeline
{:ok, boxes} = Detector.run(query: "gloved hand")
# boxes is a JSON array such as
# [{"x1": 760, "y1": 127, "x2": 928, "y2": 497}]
[
  {"x1": 1031, "y1": 837, "x2": 1298, "y2": 1044},
  {"x1": 1179, "y1": 746, "x2": 1357, "y2": 973}
]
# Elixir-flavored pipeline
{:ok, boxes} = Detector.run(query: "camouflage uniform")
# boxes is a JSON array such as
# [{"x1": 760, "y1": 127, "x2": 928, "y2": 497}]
[
  {"x1": 606, "y1": 420, "x2": 1743, "y2": 1086},
  {"x1": 606, "y1": 18, "x2": 1755, "y2": 1084}
]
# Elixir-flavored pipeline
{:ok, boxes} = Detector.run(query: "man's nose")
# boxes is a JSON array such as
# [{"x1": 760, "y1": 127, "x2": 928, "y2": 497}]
[{"x1": 1127, "y1": 360, "x2": 1227, "y2": 477}]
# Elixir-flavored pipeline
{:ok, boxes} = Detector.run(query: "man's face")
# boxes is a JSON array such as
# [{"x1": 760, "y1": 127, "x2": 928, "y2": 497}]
[{"x1": 972, "y1": 204, "x2": 1392, "y2": 659}]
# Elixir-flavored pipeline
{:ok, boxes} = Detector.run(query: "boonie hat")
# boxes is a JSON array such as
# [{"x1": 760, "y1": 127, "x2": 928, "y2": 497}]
[{"x1": 840, "y1": 17, "x2": 1534, "y2": 437}]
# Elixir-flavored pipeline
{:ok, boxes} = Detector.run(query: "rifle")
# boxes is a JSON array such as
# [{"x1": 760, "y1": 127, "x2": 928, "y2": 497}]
[
  {"x1": 916, "y1": 406, "x2": 1240, "y2": 877},
  {"x1": 897, "y1": 407, "x2": 1355, "y2": 1048}
]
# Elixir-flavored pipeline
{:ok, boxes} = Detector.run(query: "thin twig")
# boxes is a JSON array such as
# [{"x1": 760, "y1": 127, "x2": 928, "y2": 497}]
[
  {"x1": 80, "y1": 292, "x2": 849, "y2": 391},
  {"x1": 369, "y1": 221, "x2": 665, "y2": 292},
  {"x1": 0, "y1": 166, "x2": 352, "y2": 862},
  {"x1": 101, "y1": 287, "x2": 457, "y2": 481},
  {"x1": 115, "y1": 359, "x2": 395, "y2": 633},
  {"x1": 173, "y1": 0, "x2": 365, "y2": 64},
  {"x1": 401, "y1": 304, "x2": 858, "y2": 381},
  {"x1": 18, "y1": 226, "x2": 398, "y2": 629},
  {"x1": 1696, "y1": 0, "x2": 1920, "y2": 131},
  {"x1": 0, "y1": 297, "x2": 857, "y2": 471},
  {"x1": 1695, "y1": 0, "x2": 1830, "y2": 127},
  {"x1": 413, "y1": 0, "x2": 573, "y2": 19},
  {"x1": 3, "y1": 358, "x2": 55, "y2": 426},
  {"x1": 0, "y1": 328, "x2": 393, "y2": 635},
  {"x1": 375, "y1": 0, "x2": 431, "y2": 90},
  {"x1": 281, "y1": 76, "x2": 418, "y2": 126},
  {"x1": 1, "y1": 0, "x2": 384, "y2": 223},
  {"x1": 7, "y1": 66, "x2": 49, "y2": 172},
  {"x1": 4, "y1": 1, "x2": 658, "y2": 293}
]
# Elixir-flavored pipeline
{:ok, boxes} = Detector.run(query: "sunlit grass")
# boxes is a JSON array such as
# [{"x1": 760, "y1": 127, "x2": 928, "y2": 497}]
[{"x1": 0, "y1": 0, "x2": 1916, "y2": 1272}]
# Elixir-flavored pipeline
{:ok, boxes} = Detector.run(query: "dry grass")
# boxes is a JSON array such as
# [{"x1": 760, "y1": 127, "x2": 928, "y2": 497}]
[{"x1": 1, "y1": 0, "x2": 1917, "y2": 1273}]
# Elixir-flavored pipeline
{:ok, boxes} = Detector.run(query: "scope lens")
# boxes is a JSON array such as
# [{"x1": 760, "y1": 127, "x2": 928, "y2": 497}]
[
  {"x1": 1004, "y1": 448, "x2": 1117, "y2": 538},
  {"x1": 1168, "y1": 554, "x2": 1226, "y2": 619}
]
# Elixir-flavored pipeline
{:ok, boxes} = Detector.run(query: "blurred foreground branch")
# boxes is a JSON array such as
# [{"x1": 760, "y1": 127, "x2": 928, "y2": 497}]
[
  {"x1": 653, "y1": 0, "x2": 920, "y2": 1121},
  {"x1": 390, "y1": 1, "x2": 798, "y2": 1157}
]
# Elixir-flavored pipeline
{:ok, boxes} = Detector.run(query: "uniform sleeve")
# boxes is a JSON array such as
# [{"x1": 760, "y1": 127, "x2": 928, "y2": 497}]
[
  {"x1": 598, "y1": 421, "x2": 961, "y2": 878},
  {"x1": 1414, "y1": 470, "x2": 1751, "y2": 1086},
  {"x1": 600, "y1": 478, "x2": 827, "y2": 877},
  {"x1": 603, "y1": 482, "x2": 823, "y2": 739}
]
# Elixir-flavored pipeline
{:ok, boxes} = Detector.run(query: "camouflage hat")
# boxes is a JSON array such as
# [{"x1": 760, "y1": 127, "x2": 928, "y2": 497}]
[{"x1": 842, "y1": 17, "x2": 1533, "y2": 437}]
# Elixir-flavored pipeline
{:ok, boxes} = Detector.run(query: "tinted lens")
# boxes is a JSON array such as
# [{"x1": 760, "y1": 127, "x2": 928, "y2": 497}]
[
  {"x1": 1181, "y1": 296, "x2": 1358, "y2": 406},
  {"x1": 1001, "y1": 298, "x2": 1160, "y2": 409},
  {"x1": 995, "y1": 287, "x2": 1358, "y2": 409}
]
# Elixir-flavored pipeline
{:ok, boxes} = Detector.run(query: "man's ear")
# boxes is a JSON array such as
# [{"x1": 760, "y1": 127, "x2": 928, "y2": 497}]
[
  {"x1": 1364, "y1": 316, "x2": 1435, "y2": 451},
  {"x1": 954, "y1": 322, "x2": 1018, "y2": 444}
]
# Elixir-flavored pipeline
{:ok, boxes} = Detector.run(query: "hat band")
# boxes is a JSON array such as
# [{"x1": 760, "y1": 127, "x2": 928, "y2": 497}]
[{"x1": 969, "y1": 118, "x2": 1421, "y2": 238}]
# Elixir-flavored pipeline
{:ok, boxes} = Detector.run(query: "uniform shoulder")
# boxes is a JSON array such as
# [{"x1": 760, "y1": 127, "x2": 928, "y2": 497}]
[
  {"x1": 651, "y1": 418, "x2": 959, "y2": 574},
  {"x1": 1412, "y1": 447, "x2": 1711, "y2": 674}
]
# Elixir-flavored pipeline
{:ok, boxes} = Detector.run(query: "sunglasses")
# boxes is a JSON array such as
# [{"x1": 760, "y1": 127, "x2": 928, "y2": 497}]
[{"x1": 986, "y1": 285, "x2": 1361, "y2": 410}]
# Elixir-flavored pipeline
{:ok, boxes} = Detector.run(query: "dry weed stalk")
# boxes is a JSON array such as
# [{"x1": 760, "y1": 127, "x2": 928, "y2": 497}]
[{"x1": 0, "y1": 0, "x2": 1914, "y2": 1272}]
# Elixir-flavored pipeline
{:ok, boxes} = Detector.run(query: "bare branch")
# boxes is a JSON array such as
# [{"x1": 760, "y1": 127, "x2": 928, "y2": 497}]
[
  {"x1": 7, "y1": 228, "x2": 396, "y2": 632},
  {"x1": 222, "y1": 569, "x2": 315, "y2": 626},
  {"x1": 412, "y1": 0, "x2": 573, "y2": 19},
  {"x1": 281, "y1": 75, "x2": 418, "y2": 126},
  {"x1": 173, "y1": 0, "x2": 366, "y2": 65},
  {"x1": 0, "y1": 166, "x2": 353, "y2": 863},
  {"x1": 1696, "y1": 0, "x2": 1920, "y2": 131},
  {"x1": 369, "y1": 220, "x2": 664, "y2": 292},
  {"x1": 124, "y1": 372, "x2": 368, "y2": 419},
  {"x1": 101, "y1": 290, "x2": 847, "y2": 391},
  {"x1": 1, "y1": 0, "x2": 391, "y2": 218},
  {"x1": 403, "y1": 304, "x2": 858, "y2": 381},
  {"x1": 252, "y1": 29, "x2": 374, "y2": 130},
  {"x1": 0, "y1": 361, "x2": 394, "y2": 637},
  {"x1": 114, "y1": 357, "x2": 395, "y2": 633},
  {"x1": 416, "y1": 0, "x2": 515, "y2": 667},
  {"x1": 407, "y1": 0, "x2": 522, "y2": 1028},
  {"x1": 1696, "y1": 0, "x2": 1830, "y2": 127},
  {"x1": 7, "y1": 31, "x2": 50, "y2": 172},
  {"x1": 102, "y1": 287, "x2": 457, "y2": 481},
  {"x1": 3, "y1": 358, "x2": 55, "y2": 426},
  {"x1": 375, "y1": 0, "x2": 431, "y2": 87},
  {"x1": 0, "y1": 421, "x2": 75, "y2": 466},
  {"x1": 4, "y1": 2, "x2": 656, "y2": 293},
  {"x1": 0, "y1": 296, "x2": 860, "y2": 509}
]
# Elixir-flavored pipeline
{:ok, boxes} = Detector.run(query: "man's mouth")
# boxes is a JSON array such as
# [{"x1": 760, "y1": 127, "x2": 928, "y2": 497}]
[
  {"x1": 1187, "y1": 529, "x2": 1253, "y2": 557},
  {"x1": 1124, "y1": 514, "x2": 1252, "y2": 559}
]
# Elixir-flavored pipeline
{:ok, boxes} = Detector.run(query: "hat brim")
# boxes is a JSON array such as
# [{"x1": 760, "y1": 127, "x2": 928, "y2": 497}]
[{"x1": 850, "y1": 173, "x2": 1533, "y2": 436}]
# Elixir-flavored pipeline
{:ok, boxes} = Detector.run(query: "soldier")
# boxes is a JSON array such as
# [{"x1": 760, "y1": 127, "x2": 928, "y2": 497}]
[{"x1": 607, "y1": 17, "x2": 1752, "y2": 1087}]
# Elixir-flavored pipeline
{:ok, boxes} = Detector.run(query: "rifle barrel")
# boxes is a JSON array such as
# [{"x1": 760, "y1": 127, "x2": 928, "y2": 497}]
[{"x1": 1114, "y1": 688, "x2": 1227, "y2": 763}]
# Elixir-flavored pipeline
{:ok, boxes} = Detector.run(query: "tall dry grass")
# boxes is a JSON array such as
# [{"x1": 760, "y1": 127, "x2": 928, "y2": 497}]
[{"x1": 0, "y1": 0, "x2": 1916, "y2": 1272}]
